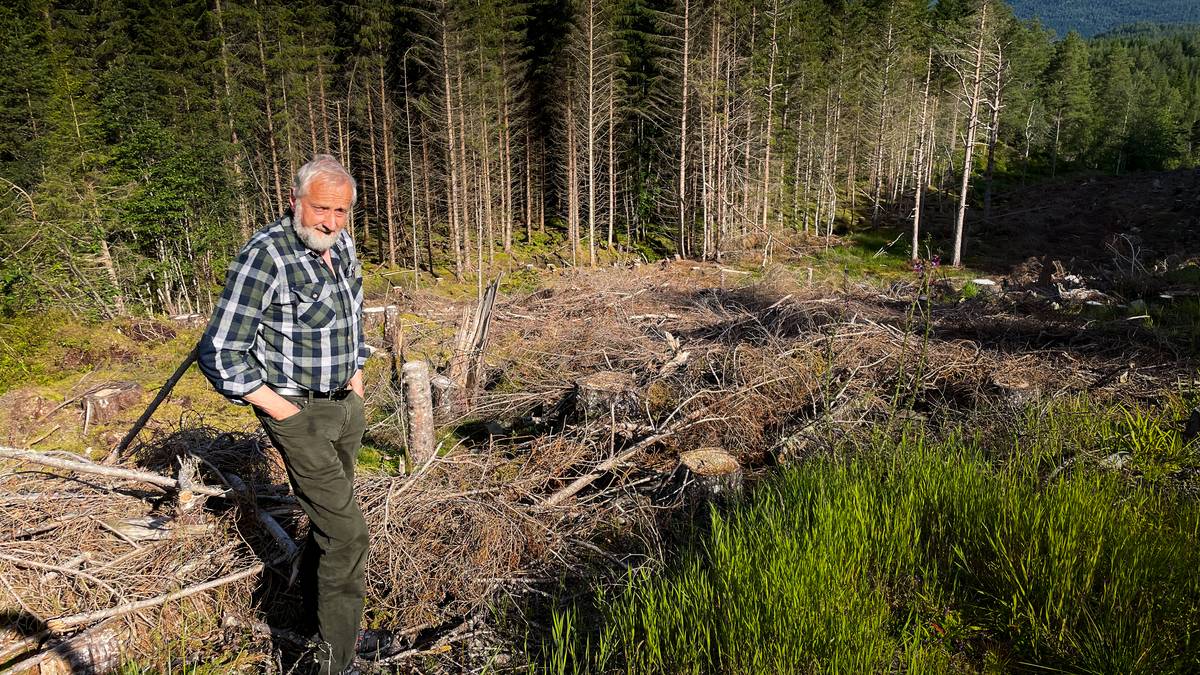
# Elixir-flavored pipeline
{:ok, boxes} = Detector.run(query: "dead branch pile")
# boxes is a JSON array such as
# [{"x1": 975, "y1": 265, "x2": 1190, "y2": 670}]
[{"x1": 2, "y1": 261, "x2": 1189, "y2": 672}]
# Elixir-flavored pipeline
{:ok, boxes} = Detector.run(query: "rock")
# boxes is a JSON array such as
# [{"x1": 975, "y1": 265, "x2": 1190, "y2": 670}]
[
  {"x1": 82, "y1": 382, "x2": 142, "y2": 424},
  {"x1": 1100, "y1": 452, "x2": 1129, "y2": 470}
]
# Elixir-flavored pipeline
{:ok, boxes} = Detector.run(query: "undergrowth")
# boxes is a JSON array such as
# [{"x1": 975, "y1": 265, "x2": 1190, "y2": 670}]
[{"x1": 536, "y1": 402, "x2": 1200, "y2": 674}]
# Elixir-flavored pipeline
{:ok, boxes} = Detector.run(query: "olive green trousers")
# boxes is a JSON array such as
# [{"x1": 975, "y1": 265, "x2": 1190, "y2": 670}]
[{"x1": 258, "y1": 392, "x2": 368, "y2": 674}]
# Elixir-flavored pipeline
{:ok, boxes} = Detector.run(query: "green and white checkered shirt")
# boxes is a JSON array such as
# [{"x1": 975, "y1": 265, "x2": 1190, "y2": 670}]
[{"x1": 199, "y1": 215, "x2": 368, "y2": 402}]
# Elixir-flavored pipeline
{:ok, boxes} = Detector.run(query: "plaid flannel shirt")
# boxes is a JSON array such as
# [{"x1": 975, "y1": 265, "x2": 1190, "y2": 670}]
[{"x1": 199, "y1": 215, "x2": 369, "y2": 402}]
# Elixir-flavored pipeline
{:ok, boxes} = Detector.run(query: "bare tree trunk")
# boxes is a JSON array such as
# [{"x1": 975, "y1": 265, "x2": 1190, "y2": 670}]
[
  {"x1": 420, "y1": 119, "x2": 435, "y2": 272},
  {"x1": 912, "y1": 48, "x2": 932, "y2": 260},
  {"x1": 567, "y1": 89, "x2": 579, "y2": 265},
  {"x1": 677, "y1": 0, "x2": 691, "y2": 257},
  {"x1": 317, "y1": 58, "x2": 331, "y2": 151},
  {"x1": 951, "y1": 1, "x2": 989, "y2": 268},
  {"x1": 213, "y1": 0, "x2": 251, "y2": 238},
  {"x1": 254, "y1": 3, "x2": 284, "y2": 214},
  {"x1": 584, "y1": 0, "x2": 598, "y2": 266},
  {"x1": 525, "y1": 127, "x2": 533, "y2": 242},
  {"x1": 404, "y1": 55, "x2": 420, "y2": 278},
  {"x1": 983, "y1": 47, "x2": 1003, "y2": 222},
  {"x1": 607, "y1": 68, "x2": 616, "y2": 250},
  {"x1": 871, "y1": 21, "x2": 895, "y2": 226},
  {"x1": 759, "y1": 0, "x2": 779, "y2": 235},
  {"x1": 441, "y1": 23, "x2": 464, "y2": 280},
  {"x1": 365, "y1": 87, "x2": 381, "y2": 258},
  {"x1": 379, "y1": 52, "x2": 398, "y2": 268}
]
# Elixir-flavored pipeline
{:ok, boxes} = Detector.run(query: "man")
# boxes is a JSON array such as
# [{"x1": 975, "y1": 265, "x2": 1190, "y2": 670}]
[{"x1": 199, "y1": 154, "x2": 369, "y2": 675}]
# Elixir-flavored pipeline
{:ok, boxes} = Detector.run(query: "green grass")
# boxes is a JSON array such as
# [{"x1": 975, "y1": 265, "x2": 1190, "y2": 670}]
[{"x1": 538, "y1": 405, "x2": 1200, "y2": 674}]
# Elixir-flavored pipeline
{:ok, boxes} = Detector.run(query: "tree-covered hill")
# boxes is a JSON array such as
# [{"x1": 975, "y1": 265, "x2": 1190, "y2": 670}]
[{"x1": 1007, "y1": 0, "x2": 1200, "y2": 38}]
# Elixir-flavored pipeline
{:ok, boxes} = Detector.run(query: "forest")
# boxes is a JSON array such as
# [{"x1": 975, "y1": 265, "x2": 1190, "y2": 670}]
[
  {"x1": 1009, "y1": 0, "x2": 1200, "y2": 38},
  {"x1": 3, "y1": 2, "x2": 1200, "y2": 673},
  {"x1": 0, "y1": 0, "x2": 1197, "y2": 320}
]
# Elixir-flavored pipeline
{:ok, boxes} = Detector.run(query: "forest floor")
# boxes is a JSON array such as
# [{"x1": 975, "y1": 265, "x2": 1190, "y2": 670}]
[{"x1": 1, "y1": 168, "x2": 1199, "y2": 673}]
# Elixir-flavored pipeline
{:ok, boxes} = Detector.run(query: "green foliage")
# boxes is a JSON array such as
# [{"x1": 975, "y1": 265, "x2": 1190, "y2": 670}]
[
  {"x1": 1008, "y1": 1, "x2": 1200, "y2": 39},
  {"x1": 537, "y1": 404, "x2": 1200, "y2": 673}
]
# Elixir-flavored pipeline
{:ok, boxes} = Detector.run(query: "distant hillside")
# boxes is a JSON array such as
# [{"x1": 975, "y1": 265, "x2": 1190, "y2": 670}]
[{"x1": 1006, "y1": 0, "x2": 1200, "y2": 38}]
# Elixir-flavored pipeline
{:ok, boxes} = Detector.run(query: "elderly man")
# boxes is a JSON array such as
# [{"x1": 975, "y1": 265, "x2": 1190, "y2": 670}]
[{"x1": 199, "y1": 155, "x2": 369, "y2": 674}]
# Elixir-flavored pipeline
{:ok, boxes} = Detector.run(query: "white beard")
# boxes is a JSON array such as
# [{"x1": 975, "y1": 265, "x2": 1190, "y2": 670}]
[{"x1": 293, "y1": 219, "x2": 339, "y2": 253}]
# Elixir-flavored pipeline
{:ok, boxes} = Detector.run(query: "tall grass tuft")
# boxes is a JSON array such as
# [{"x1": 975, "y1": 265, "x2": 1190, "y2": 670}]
[{"x1": 538, "y1": 409, "x2": 1200, "y2": 673}]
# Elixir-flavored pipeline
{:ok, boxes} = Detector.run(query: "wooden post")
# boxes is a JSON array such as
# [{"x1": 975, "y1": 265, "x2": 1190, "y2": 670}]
[{"x1": 402, "y1": 361, "x2": 436, "y2": 471}]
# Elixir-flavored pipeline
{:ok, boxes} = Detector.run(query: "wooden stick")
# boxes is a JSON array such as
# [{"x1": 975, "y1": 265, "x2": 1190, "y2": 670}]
[
  {"x1": 113, "y1": 343, "x2": 199, "y2": 458},
  {"x1": 0, "y1": 446, "x2": 228, "y2": 497},
  {"x1": 46, "y1": 563, "x2": 264, "y2": 632},
  {"x1": 543, "y1": 403, "x2": 718, "y2": 507},
  {"x1": 542, "y1": 430, "x2": 674, "y2": 507},
  {"x1": 225, "y1": 473, "x2": 298, "y2": 564}
]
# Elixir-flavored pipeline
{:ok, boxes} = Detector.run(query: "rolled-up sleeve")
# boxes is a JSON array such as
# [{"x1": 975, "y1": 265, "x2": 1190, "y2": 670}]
[
  {"x1": 352, "y1": 257, "x2": 370, "y2": 371},
  {"x1": 198, "y1": 244, "x2": 278, "y2": 402}
]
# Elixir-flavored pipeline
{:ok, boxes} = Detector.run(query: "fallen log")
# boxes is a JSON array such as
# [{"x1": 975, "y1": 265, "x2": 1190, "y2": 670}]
[
  {"x1": 45, "y1": 564, "x2": 264, "y2": 632},
  {"x1": 5, "y1": 619, "x2": 130, "y2": 675},
  {"x1": 542, "y1": 430, "x2": 673, "y2": 507},
  {"x1": 0, "y1": 447, "x2": 228, "y2": 498}
]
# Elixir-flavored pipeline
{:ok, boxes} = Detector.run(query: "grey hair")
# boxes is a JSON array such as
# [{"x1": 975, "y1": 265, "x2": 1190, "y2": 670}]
[{"x1": 293, "y1": 154, "x2": 357, "y2": 205}]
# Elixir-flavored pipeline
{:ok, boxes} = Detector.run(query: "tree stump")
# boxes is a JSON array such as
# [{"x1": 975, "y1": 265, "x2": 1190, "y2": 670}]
[
  {"x1": 990, "y1": 374, "x2": 1035, "y2": 407},
  {"x1": 384, "y1": 305, "x2": 402, "y2": 354},
  {"x1": 362, "y1": 306, "x2": 388, "y2": 346},
  {"x1": 82, "y1": 382, "x2": 142, "y2": 426},
  {"x1": 677, "y1": 448, "x2": 743, "y2": 502},
  {"x1": 403, "y1": 361, "x2": 436, "y2": 471},
  {"x1": 575, "y1": 371, "x2": 639, "y2": 419}
]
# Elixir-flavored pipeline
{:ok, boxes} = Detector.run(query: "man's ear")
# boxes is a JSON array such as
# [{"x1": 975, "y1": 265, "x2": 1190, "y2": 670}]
[{"x1": 289, "y1": 190, "x2": 297, "y2": 212}]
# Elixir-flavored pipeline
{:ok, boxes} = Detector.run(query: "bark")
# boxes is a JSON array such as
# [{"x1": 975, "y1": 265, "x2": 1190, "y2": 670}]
[
  {"x1": 912, "y1": 48, "x2": 933, "y2": 260},
  {"x1": 402, "y1": 361, "x2": 436, "y2": 469},
  {"x1": 254, "y1": 2, "x2": 284, "y2": 214},
  {"x1": 677, "y1": 0, "x2": 692, "y2": 257},
  {"x1": 951, "y1": 1, "x2": 989, "y2": 268}
]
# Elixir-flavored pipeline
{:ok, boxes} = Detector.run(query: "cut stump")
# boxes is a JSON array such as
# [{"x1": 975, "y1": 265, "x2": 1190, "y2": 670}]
[
  {"x1": 575, "y1": 371, "x2": 639, "y2": 419},
  {"x1": 82, "y1": 382, "x2": 142, "y2": 425},
  {"x1": 676, "y1": 448, "x2": 743, "y2": 504}
]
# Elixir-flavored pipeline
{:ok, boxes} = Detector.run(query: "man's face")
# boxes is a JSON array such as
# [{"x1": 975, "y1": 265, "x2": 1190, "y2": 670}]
[{"x1": 291, "y1": 178, "x2": 353, "y2": 253}]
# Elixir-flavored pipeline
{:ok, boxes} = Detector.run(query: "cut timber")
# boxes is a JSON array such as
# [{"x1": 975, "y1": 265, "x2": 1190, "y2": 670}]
[
  {"x1": 82, "y1": 382, "x2": 142, "y2": 425},
  {"x1": 430, "y1": 374, "x2": 455, "y2": 420},
  {"x1": 677, "y1": 448, "x2": 743, "y2": 502},
  {"x1": 402, "y1": 361, "x2": 436, "y2": 470},
  {"x1": 575, "y1": 371, "x2": 638, "y2": 419},
  {"x1": 989, "y1": 374, "x2": 1035, "y2": 407},
  {"x1": 5, "y1": 619, "x2": 130, "y2": 674},
  {"x1": 384, "y1": 305, "x2": 402, "y2": 355}
]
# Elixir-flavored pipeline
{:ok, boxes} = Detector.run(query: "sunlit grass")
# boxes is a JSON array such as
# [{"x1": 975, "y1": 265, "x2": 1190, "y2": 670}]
[{"x1": 538, "y1": 405, "x2": 1200, "y2": 674}]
